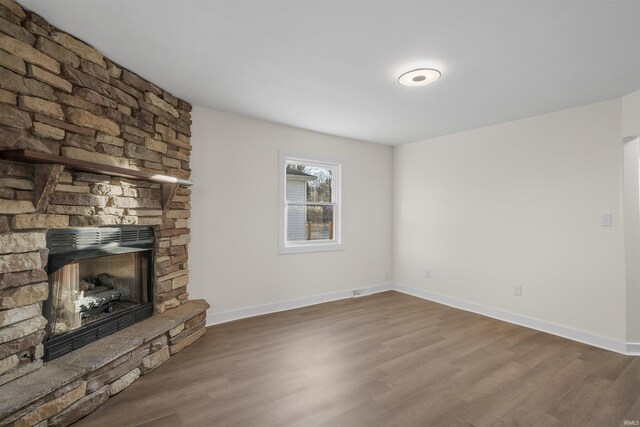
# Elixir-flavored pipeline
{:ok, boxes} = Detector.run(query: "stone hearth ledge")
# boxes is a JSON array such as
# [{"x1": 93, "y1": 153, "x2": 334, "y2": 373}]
[{"x1": 0, "y1": 299, "x2": 209, "y2": 425}]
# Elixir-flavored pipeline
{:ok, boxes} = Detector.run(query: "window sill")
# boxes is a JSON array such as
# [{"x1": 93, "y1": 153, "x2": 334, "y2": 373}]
[{"x1": 279, "y1": 243, "x2": 344, "y2": 255}]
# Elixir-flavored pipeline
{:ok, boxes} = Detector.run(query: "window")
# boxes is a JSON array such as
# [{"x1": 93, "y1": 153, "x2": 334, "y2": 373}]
[{"x1": 279, "y1": 151, "x2": 342, "y2": 254}]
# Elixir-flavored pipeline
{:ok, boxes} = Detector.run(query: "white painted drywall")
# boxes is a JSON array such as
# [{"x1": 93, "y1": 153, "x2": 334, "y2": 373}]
[
  {"x1": 393, "y1": 99, "x2": 627, "y2": 342},
  {"x1": 623, "y1": 90, "x2": 640, "y2": 139},
  {"x1": 623, "y1": 90, "x2": 640, "y2": 344},
  {"x1": 624, "y1": 138, "x2": 640, "y2": 343},
  {"x1": 189, "y1": 107, "x2": 393, "y2": 317}
]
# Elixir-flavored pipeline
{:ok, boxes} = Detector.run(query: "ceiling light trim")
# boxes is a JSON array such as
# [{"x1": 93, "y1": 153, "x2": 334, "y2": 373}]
[{"x1": 398, "y1": 68, "x2": 441, "y2": 87}]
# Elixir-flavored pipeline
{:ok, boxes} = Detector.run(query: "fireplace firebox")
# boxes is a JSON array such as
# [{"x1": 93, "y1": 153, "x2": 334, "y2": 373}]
[{"x1": 43, "y1": 226, "x2": 155, "y2": 361}]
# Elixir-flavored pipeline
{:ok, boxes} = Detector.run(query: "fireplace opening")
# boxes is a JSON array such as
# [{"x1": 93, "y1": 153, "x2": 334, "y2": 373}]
[{"x1": 43, "y1": 226, "x2": 155, "y2": 361}]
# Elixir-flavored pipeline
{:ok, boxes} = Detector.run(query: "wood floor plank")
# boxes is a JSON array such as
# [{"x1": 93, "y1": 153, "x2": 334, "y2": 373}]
[
  {"x1": 583, "y1": 358, "x2": 640, "y2": 425},
  {"x1": 74, "y1": 291, "x2": 640, "y2": 427}
]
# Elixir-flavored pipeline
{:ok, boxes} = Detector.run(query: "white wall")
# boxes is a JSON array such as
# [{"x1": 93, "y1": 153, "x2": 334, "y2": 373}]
[
  {"x1": 623, "y1": 89, "x2": 640, "y2": 139},
  {"x1": 189, "y1": 108, "x2": 393, "y2": 322},
  {"x1": 624, "y1": 138, "x2": 640, "y2": 343},
  {"x1": 393, "y1": 99, "x2": 627, "y2": 343},
  {"x1": 623, "y1": 90, "x2": 640, "y2": 344}
]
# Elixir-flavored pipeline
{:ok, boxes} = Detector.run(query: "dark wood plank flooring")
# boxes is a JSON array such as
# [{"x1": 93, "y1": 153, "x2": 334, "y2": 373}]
[{"x1": 75, "y1": 291, "x2": 640, "y2": 426}]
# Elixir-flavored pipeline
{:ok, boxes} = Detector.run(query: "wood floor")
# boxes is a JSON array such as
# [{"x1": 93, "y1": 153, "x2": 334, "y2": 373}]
[{"x1": 76, "y1": 291, "x2": 640, "y2": 427}]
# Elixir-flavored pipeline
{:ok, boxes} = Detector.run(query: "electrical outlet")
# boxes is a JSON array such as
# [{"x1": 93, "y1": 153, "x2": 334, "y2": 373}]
[
  {"x1": 601, "y1": 214, "x2": 613, "y2": 227},
  {"x1": 513, "y1": 285, "x2": 522, "y2": 297},
  {"x1": 425, "y1": 269, "x2": 431, "y2": 279},
  {"x1": 384, "y1": 272, "x2": 390, "y2": 281}
]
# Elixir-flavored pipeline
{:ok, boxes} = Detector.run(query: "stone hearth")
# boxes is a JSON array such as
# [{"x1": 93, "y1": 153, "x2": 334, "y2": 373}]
[
  {"x1": 0, "y1": 0, "x2": 209, "y2": 424},
  {"x1": 0, "y1": 300, "x2": 208, "y2": 426}
]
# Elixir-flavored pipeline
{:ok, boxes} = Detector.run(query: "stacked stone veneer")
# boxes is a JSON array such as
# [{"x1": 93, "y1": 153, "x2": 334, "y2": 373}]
[{"x1": 0, "y1": 0, "x2": 208, "y2": 424}]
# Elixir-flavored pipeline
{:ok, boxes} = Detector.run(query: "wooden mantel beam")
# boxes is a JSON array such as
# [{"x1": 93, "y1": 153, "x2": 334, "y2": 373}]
[{"x1": 0, "y1": 149, "x2": 193, "y2": 187}]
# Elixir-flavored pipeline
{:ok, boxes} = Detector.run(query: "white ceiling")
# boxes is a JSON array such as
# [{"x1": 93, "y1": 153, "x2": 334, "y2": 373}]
[{"x1": 20, "y1": 0, "x2": 640, "y2": 145}]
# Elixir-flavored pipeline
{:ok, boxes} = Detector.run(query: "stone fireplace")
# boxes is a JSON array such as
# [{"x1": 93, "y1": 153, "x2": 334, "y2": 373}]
[{"x1": 0, "y1": 1, "x2": 209, "y2": 425}]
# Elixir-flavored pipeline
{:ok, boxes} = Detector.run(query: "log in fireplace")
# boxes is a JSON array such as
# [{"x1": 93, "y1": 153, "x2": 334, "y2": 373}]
[{"x1": 43, "y1": 226, "x2": 155, "y2": 361}]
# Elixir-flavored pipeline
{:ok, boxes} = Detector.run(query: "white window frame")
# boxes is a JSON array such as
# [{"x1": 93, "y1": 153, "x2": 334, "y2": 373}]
[{"x1": 279, "y1": 150, "x2": 343, "y2": 254}]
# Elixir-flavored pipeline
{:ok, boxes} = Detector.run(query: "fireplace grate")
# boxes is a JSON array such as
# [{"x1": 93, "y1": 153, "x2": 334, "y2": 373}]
[
  {"x1": 48, "y1": 226, "x2": 154, "y2": 254},
  {"x1": 44, "y1": 303, "x2": 154, "y2": 361}
]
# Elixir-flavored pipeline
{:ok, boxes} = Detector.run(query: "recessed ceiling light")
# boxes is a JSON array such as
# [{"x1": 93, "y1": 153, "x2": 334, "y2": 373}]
[{"x1": 398, "y1": 68, "x2": 441, "y2": 87}]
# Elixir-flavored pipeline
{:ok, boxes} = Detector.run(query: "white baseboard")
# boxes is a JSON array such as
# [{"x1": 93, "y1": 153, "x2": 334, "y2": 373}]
[
  {"x1": 393, "y1": 284, "x2": 629, "y2": 355},
  {"x1": 626, "y1": 343, "x2": 640, "y2": 355},
  {"x1": 206, "y1": 283, "x2": 392, "y2": 326},
  {"x1": 204, "y1": 282, "x2": 637, "y2": 356}
]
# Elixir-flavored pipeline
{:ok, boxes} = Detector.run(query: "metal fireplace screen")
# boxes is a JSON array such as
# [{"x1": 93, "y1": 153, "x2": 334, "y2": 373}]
[{"x1": 44, "y1": 226, "x2": 154, "y2": 361}]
